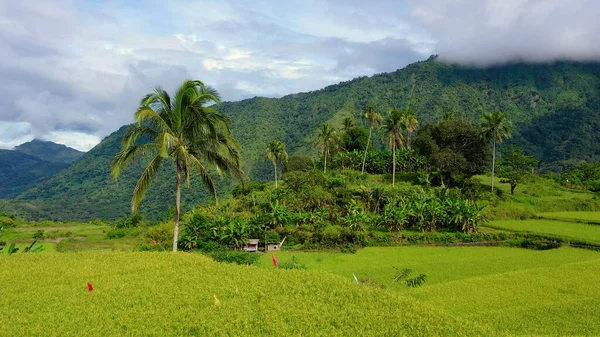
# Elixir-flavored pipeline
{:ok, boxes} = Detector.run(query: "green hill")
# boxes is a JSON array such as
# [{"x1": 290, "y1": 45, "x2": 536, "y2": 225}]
[
  {"x1": 221, "y1": 57, "x2": 600, "y2": 177},
  {"x1": 4, "y1": 57, "x2": 600, "y2": 220},
  {"x1": 6, "y1": 126, "x2": 225, "y2": 221},
  {"x1": 0, "y1": 150, "x2": 69, "y2": 198},
  {"x1": 14, "y1": 139, "x2": 84, "y2": 164}
]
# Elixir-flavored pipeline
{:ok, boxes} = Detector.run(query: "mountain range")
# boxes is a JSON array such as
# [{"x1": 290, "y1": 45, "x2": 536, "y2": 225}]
[
  {"x1": 0, "y1": 140, "x2": 84, "y2": 198},
  {"x1": 2, "y1": 57, "x2": 600, "y2": 221}
]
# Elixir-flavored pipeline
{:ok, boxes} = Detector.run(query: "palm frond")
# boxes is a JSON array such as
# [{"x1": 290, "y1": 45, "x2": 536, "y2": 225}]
[
  {"x1": 188, "y1": 154, "x2": 217, "y2": 198},
  {"x1": 111, "y1": 143, "x2": 158, "y2": 179},
  {"x1": 131, "y1": 156, "x2": 163, "y2": 213}
]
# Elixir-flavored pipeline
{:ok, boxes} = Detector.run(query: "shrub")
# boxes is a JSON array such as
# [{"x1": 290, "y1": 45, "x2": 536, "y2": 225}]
[
  {"x1": 232, "y1": 181, "x2": 265, "y2": 197},
  {"x1": 514, "y1": 239, "x2": 562, "y2": 250},
  {"x1": 112, "y1": 214, "x2": 145, "y2": 229},
  {"x1": 0, "y1": 215, "x2": 16, "y2": 228},
  {"x1": 279, "y1": 256, "x2": 306, "y2": 270},
  {"x1": 105, "y1": 228, "x2": 135, "y2": 239},
  {"x1": 207, "y1": 251, "x2": 260, "y2": 265},
  {"x1": 146, "y1": 222, "x2": 174, "y2": 248},
  {"x1": 32, "y1": 230, "x2": 45, "y2": 240}
]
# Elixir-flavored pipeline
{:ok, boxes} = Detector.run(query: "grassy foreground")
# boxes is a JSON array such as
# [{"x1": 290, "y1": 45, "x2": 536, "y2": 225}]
[
  {"x1": 259, "y1": 246, "x2": 600, "y2": 336},
  {"x1": 0, "y1": 252, "x2": 488, "y2": 336}
]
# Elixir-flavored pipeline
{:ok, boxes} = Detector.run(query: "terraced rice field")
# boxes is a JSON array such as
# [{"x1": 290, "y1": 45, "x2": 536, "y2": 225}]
[
  {"x1": 487, "y1": 219, "x2": 600, "y2": 244},
  {"x1": 259, "y1": 246, "x2": 600, "y2": 336}
]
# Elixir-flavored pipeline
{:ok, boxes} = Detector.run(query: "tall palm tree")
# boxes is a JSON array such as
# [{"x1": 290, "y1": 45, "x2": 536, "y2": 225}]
[
  {"x1": 111, "y1": 80, "x2": 242, "y2": 252},
  {"x1": 264, "y1": 140, "x2": 288, "y2": 189},
  {"x1": 402, "y1": 108, "x2": 418, "y2": 149},
  {"x1": 361, "y1": 106, "x2": 383, "y2": 173},
  {"x1": 384, "y1": 108, "x2": 405, "y2": 186},
  {"x1": 314, "y1": 123, "x2": 335, "y2": 173},
  {"x1": 481, "y1": 110, "x2": 512, "y2": 192}
]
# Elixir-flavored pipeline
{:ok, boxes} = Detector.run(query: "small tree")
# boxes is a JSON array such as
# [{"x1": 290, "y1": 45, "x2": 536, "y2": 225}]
[
  {"x1": 264, "y1": 140, "x2": 288, "y2": 189},
  {"x1": 498, "y1": 146, "x2": 538, "y2": 195},
  {"x1": 481, "y1": 111, "x2": 512, "y2": 192},
  {"x1": 383, "y1": 108, "x2": 405, "y2": 186},
  {"x1": 314, "y1": 123, "x2": 336, "y2": 173},
  {"x1": 361, "y1": 106, "x2": 383, "y2": 173}
]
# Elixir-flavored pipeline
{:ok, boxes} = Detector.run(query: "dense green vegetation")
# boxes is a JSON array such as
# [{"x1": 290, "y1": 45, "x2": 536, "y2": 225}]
[
  {"x1": 4, "y1": 58, "x2": 600, "y2": 221},
  {"x1": 0, "y1": 150, "x2": 69, "y2": 198},
  {"x1": 0, "y1": 139, "x2": 84, "y2": 198},
  {"x1": 14, "y1": 139, "x2": 84, "y2": 164}
]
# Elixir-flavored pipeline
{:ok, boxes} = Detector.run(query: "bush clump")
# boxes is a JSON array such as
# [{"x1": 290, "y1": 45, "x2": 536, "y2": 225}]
[{"x1": 206, "y1": 251, "x2": 260, "y2": 265}]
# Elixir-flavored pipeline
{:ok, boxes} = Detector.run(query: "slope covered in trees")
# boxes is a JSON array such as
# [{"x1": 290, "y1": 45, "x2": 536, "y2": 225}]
[
  {"x1": 4, "y1": 57, "x2": 600, "y2": 220},
  {"x1": 14, "y1": 139, "x2": 84, "y2": 164},
  {"x1": 0, "y1": 150, "x2": 69, "y2": 198},
  {"x1": 221, "y1": 57, "x2": 600, "y2": 176}
]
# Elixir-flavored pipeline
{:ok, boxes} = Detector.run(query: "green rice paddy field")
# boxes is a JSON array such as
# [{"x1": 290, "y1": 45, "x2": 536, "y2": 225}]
[
  {"x1": 2, "y1": 246, "x2": 600, "y2": 336},
  {"x1": 538, "y1": 211, "x2": 600, "y2": 223},
  {"x1": 3, "y1": 212, "x2": 600, "y2": 335},
  {"x1": 487, "y1": 219, "x2": 600, "y2": 244}
]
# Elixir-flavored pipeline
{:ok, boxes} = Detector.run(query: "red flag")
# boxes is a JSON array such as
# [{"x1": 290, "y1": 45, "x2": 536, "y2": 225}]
[
  {"x1": 87, "y1": 282, "x2": 94, "y2": 292},
  {"x1": 272, "y1": 254, "x2": 278, "y2": 268},
  {"x1": 152, "y1": 240, "x2": 157, "y2": 245}
]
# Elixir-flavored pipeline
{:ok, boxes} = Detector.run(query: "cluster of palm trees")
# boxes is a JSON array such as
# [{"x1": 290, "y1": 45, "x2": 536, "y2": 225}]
[
  {"x1": 311, "y1": 106, "x2": 419, "y2": 186},
  {"x1": 111, "y1": 78, "x2": 513, "y2": 251}
]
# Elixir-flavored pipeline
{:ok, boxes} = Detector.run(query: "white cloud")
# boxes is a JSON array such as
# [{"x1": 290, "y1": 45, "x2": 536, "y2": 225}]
[
  {"x1": 410, "y1": 0, "x2": 600, "y2": 66},
  {"x1": 2, "y1": 0, "x2": 599, "y2": 152},
  {"x1": 44, "y1": 131, "x2": 101, "y2": 152}
]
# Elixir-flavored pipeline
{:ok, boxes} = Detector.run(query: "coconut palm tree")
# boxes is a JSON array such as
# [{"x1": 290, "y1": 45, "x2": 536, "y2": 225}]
[
  {"x1": 384, "y1": 108, "x2": 405, "y2": 186},
  {"x1": 361, "y1": 106, "x2": 383, "y2": 173},
  {"x1": 402, "y1": 108, "x2": 418, "y2": 149},
  {"x1": 111, "y1": 80, "x2": 242, "y2": 252},
  {"x1": 314, "y1": 123, "x2": 335, "y2": 173},
  {"x1": 481, "y1": 110, "x2": 512, "y2": 192},
  {"x1": 264, "y1": 140, "x2": 288, "y2": 189}
]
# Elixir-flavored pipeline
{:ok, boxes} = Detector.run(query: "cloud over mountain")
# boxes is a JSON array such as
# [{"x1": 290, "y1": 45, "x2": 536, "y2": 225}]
[{"x1": 0, "y1": 0, "x2": 598, "y2": 150}]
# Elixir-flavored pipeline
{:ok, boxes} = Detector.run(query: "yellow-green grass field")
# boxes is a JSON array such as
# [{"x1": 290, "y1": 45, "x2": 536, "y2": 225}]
[
  {"x1": 0, "y1": 221, "x2": 141, "y2": 252},
  {"x1": 538, "y1": 211, "x2": 600, "y2": 224},
  {"x1": 1, "y1": 252, "x2": 489, "y2": 336},
  {"x1": 487, "y1": 219, "x2": 600, "y2": 244},
  {"x1": 2, "y1": 247, "x2": 600, "y2": 335},
  {"x1": 258, "y1": 246, "x2": 600, "y2": 336}
]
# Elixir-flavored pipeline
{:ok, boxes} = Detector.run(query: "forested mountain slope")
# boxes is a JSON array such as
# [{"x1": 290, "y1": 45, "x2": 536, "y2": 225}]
[
  {"x1": 0, "y1": 150, "x2": 69, "y2": 198},
  {"x1": 222, "y1": 57, "x2": 600, "y2": 176},
  {"x1": 9, "y1": 126, "x2": 226, "y2": 221},
  {"x1": 4, "y1": 57, "x2": 600, "y2": 220},
  {"x1": 14, "y1": 139, "x2": 84, "y2": 164}
]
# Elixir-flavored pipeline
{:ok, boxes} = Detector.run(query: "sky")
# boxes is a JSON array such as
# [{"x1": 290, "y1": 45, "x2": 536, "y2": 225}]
[{"x1": 1, "y1": 0, "x2": 600, "y2": 151}]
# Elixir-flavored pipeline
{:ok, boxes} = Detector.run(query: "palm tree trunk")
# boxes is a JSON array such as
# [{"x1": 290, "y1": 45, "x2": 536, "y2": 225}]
[
  {"x1": 274, "y1": 161, "x2": 278, "y2": 189},
  {"x1": 173, "y1": 167, "x2": 181, "y2": 252},
  {"x1": 324, "y1": 145, "x2": 328, "y2": 173},
  {"x1": 491, "y1": 139, "x2": 496, "y2": 192},
  {"x1": 392, "y1": 140, "x2": 396, "y2": 186},
  {"x1": 407, "y1": 131, "x2": 412, "y2": 149},
  {"x1": 362, "y1": 125, "x2": 372, "y2": 173}
]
